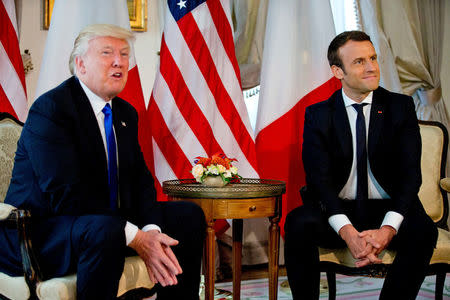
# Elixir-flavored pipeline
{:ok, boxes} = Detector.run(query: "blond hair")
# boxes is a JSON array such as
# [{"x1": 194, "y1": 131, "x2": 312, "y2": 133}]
[{"x1": 69, "y1": 24, "x2": 135, "y2": 75}]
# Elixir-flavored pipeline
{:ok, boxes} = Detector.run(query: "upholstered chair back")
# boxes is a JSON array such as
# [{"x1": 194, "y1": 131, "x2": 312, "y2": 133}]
[
  {"x1": 0, "y1": 114, "x2": 22, "y2": 202},
  {"x1": 418, "y1": 122, "x2": 447, "y2": 225}
]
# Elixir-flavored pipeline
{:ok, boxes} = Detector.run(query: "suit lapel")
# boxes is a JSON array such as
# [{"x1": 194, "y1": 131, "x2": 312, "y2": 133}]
[
  {"x1": 332, "y1": 90, "x2": 353, "y2": 159},
  {"x1": 368, "y1": 88, "x2": 385, "y2": 158}
]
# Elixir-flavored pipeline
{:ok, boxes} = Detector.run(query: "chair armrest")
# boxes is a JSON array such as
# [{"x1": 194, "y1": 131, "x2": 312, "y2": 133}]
[
  {"x1": 0, "y1": 204, "x2": 43, "y2": 294},
  {"x1": 440, "y1": 178, "x2": 450, "y2": 193},
  {"x1": 0, "y1": 203, "x2": 16, "y2": 220}
]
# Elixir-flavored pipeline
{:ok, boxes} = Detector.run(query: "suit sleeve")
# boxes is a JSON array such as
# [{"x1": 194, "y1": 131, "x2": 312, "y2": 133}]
[
  {"x1": 302, "y1": 106, "x2": 343, "y2": 217},
  {"x1": 389, "y1": 97, "x2": 422, "y2": 216},
  {"x1": 126, "y1": 109, "x2": 162, "y2": 227}
]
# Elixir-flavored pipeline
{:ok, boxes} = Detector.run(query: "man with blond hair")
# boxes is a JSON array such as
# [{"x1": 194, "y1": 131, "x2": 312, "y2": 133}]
[{"x1": 0, "y1": 24, "x2": 205, "y2": 300}]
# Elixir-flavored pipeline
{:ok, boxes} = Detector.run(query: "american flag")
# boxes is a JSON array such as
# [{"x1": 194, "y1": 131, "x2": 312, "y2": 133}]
[
  {"x1": 0, "y1": 0, "x2": 27, "y2": 122},
  {"x1": 147, "y1": 0, "x2": 258, "y2": 209}
]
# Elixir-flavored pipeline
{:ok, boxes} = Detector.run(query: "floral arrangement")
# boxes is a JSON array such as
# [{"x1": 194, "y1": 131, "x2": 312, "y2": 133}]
[{"x1": 191, "y1": 153, "x2": 240, "y2": 184}]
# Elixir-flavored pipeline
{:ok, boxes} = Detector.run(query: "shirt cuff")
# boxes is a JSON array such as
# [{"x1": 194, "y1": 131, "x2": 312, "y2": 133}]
[
  {"x1": 380, "y1": 211, "x2": 404, "y2": 233},
  {"x1": 125, "y1": 221, "x2": 139, "y2": 246},
  {"x1": 142, "y1": 224, "x2": 162, "y2": 233},
  {"x1": 328, "y1": 214, "x2": 352, "y2": 234}
]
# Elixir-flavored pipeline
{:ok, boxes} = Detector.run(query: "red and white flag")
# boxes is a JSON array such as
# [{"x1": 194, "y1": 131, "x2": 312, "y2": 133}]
[
  {"x1": 35, "y1": 0, "x2": 149, "y2": 153},
  {"x1": 255, "y1": 0, "x2": 341, "y2": 236},
  {"x1": 147, "y1": 0, "x2": 258, "y2": 231},
  {"x1": 0, "y1": 0, "x2": 27, "y2": 122}
]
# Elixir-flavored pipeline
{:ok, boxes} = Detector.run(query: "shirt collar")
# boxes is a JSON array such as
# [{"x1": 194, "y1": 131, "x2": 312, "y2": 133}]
[
  {"x1": 342, "y1": 89, "x2": 373, "y2": 107},
  {"x1": 78, "y1": 79, "x2": 112, "y2": 116}
]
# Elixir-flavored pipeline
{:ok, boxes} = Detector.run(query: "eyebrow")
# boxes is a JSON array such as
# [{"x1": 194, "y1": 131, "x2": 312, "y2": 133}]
[{"x1": 100, "y1": 45, "x2": 130, "y2": 51}]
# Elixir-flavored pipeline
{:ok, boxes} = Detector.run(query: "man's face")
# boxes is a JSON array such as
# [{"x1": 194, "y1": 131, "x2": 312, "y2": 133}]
[
  {"x1": 76, "y1": 36, "x2": 130, "y2": 101},
  {"x1": 331, "y1": 40, "x2": 380, "y2": 101}
]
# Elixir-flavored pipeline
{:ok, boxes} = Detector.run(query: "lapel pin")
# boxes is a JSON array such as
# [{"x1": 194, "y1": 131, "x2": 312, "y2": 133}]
[{"x1": 121, "y1": 121, "x2": 127, "y2": 127}]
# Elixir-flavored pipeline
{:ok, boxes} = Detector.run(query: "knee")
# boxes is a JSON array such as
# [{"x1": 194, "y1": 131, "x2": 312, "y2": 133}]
[
  {"x1": 80, "y1": 215, "x2": 125, "y2": 251},
  {"x1": 163, "y1": 202, "x2": 206, "y2": 242},
  {"x1": 284, "y1": 206, "x2": 315, "y2": 239}
]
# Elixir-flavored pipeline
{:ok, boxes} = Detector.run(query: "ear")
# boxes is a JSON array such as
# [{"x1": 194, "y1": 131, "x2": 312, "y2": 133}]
[
  {"x1": 331, "y1": 65, "x2": 344, "y2": 80},
  {"x1": 75, "y1": 56, "x2": 86, "y2": 75}
]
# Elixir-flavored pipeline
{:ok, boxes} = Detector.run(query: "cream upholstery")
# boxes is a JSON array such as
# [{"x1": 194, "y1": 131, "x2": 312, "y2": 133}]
[
  {"x1": 0, "y1": 114, "x2": 155, "y2": 299},
  {"x1": 418, "y1": 123, "x2": 446, "y2": 222},
  {"x1": 0, "y1": 117, "x2": 21, "y2": 201}
]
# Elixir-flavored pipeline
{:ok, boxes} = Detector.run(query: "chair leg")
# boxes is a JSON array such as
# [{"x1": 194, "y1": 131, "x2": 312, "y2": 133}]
[
  {"x1": 326, "y1": 271, "x2": 337, "y2": 300},
  {"x1": 435, "y1": 271, "x2": 446, "y2": 300}
]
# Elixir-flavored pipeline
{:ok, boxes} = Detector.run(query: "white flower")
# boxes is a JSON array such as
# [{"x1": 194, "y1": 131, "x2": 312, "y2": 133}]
[
  {"x1": 217, "y1": 164, "x2": 226, "y2": 173},
  {"x1": 230, "y1": 166, "x2": 238, "y2": 175},
  {"x1": 192, "y1": 164, "x2": 204, "y2": 178},
  {"x1": 207, "y1": 165, "x2": 219, "y2": 175},
  {"x1": 224, "y1": 170, "x2": 232, "y2": 178}
]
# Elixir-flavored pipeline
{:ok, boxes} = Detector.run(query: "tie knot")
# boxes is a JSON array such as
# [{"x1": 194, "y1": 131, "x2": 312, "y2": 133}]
[
  {"x1": 352, "y1": 103, "x2": 367, "y2": 114},
  {"x1": 102, "y1": 103, "x2": 112, "y2": 116}
]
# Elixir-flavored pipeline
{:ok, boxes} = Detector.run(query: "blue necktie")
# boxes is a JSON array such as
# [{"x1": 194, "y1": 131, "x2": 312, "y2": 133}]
[
  {"x1": 352, "y1": 103, "x2": 368, "y2": 222},
  {"x1": 102, "y1": 103, "x2": 118, "y2": 210}
]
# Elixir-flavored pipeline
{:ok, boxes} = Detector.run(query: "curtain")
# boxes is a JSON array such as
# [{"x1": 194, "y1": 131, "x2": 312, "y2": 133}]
[
  {"x1": 232, "y1": 0, "x2": 268, "y2": 89},
  {"x1": 358, "y1": 0, "x2": 449, "y2": 177},
  {"x1": 357, "y1": 0, "x2": 403, "y2": 94}
]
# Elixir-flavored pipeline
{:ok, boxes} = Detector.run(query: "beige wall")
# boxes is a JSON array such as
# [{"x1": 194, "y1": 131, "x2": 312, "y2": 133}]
[{"x1": 17, "y1": 0, "x2": 164, "y2": 106}]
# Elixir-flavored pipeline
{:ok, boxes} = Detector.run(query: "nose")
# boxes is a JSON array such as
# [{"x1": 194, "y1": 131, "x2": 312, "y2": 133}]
[
  {"x1": 112, "y1": 53, "x2": 126, "y2": 68},
  {"x1": 366, "y1": 60, "x2": 378, "y2": 72}
]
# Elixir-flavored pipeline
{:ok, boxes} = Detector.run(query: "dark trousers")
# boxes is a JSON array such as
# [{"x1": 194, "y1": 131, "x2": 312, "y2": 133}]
[
  {"x1": 0, "y1": 201, "x2": 205, "y2": 300},
  {"x1": 284, "y1": 200, "x2": 437, "y2": 300}
]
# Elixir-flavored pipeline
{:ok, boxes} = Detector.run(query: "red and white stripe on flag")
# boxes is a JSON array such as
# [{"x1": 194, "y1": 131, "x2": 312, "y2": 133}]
[
  {"x1": 0, "y1": 0, "x2": 27, "y2": 122},
  {"x1": 35, "y1": 0, "x2": 150, "y2": 161},
  {"x1": 255, "y1": 0, "x2": 341, "y2": 237},
  {"x1": 148, "y1": 0, "x2": 258, "y2": 231}
]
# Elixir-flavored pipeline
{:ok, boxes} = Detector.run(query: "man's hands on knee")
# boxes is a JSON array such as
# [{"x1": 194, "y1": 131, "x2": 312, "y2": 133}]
[
  {"x1": 338, "y1": 224, "x2": 382, "y2": 267},
  {"x1": 129, "y1": 229, "x2": 183, "y2": 287}
]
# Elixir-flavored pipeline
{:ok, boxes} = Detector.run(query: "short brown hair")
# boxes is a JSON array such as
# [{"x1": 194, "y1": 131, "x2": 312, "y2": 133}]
[{"x1": 327, "y1": 31, "x2": 372, "y2": 69}]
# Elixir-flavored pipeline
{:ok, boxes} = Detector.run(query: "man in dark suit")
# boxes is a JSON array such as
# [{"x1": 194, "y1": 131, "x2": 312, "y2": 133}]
[
  {"x1": 284, "y1": 31, "x2": 437, "y2": 299},
  {"x1": 0, "y1": 24, "x2": 205, "y2": 300}
]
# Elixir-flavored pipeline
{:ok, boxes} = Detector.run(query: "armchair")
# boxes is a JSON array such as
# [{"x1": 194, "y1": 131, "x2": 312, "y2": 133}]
[
  {"x1": 0, "y1": 113, "x2": 155, "y2": 300},
  {"x1": 304, "y1": 120, "x2": 450, "y2": 300}
]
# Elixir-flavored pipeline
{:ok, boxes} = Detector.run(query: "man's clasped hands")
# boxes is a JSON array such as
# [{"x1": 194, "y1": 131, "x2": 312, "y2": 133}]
[{"x1": 339, "y1": 224, "x2": 397, "y2": 267}]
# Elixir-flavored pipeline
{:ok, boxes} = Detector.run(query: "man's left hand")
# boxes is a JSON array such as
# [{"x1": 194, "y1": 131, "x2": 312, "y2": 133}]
[{"x1": 359, "y1": 225, "x2": 396, "y2": 256}]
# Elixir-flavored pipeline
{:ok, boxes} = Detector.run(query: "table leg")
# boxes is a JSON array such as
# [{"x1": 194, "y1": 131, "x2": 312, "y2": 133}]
[
  {"x1": 205, "y1": 220, "x2": 215, "y2": 300},
  {"x1": 268, "y1": 217, "x2": 280, "y2": 300},
  {"x1": 232, "y1": 219, "x2": 243, "y2": 300}
]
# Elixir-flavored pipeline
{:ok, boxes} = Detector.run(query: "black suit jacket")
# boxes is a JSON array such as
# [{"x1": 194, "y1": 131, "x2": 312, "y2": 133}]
[
  {"x1": 302, "y1": 87, "x2": 422, "y2": 219},
  {"x1": 0, "y1": 77, "x2": 159, "y2": 277}
]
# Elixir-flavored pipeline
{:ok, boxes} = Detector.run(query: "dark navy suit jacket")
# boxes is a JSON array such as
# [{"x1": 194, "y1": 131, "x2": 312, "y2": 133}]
[
  {"x1": 302, "y1": 87, "x2": 423, "y2": 219},
  {"x1": 0, "y1": 76, "x2": 160, "y2": 277}
]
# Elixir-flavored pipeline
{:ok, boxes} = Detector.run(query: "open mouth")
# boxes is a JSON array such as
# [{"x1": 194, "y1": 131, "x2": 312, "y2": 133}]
[{"x1": 112, "y1": 72, "x2": 122, "y2": 78}]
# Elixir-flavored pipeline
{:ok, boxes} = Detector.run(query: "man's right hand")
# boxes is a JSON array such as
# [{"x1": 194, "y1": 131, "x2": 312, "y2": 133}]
[
  {"x1": 338, "y1": 224, "x2": 382, "y2": 267},
  {"x1": 129, "y1": 229, "x2": 183, "y2": 287}
]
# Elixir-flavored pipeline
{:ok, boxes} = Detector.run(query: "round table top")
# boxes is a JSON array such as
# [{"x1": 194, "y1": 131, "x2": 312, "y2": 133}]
[{"x1": 162, "y1": 178, "x2": 286, "y2": 199}]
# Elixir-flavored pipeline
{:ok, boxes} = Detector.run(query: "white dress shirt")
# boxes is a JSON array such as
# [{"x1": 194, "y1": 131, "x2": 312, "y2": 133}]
[
  {"x1": 328, "y1": 90, "x2": 404, "y2": 234},
  {"x1": 79, "y1": 80, "x2": 161, "y2": 245}
]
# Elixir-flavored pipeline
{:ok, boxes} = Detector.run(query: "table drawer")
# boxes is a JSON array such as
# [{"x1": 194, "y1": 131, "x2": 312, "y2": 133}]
[{"x1": 213, "y1": 197, "x2": 276, "y2": 219}]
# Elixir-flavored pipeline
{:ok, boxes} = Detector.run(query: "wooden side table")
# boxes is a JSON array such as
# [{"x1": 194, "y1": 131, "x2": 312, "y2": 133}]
[{"x1": 163, "y1": 178, "x2": 286, "y2": 300}]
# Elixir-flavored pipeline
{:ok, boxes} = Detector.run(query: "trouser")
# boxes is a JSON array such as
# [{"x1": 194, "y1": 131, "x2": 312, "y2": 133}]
[
  {"x1": 0, "y1": 201, "x2": 205, "y2": 300},
  {"x1": 284, "y1": 199, "x2": 438, "y2": 300}
]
